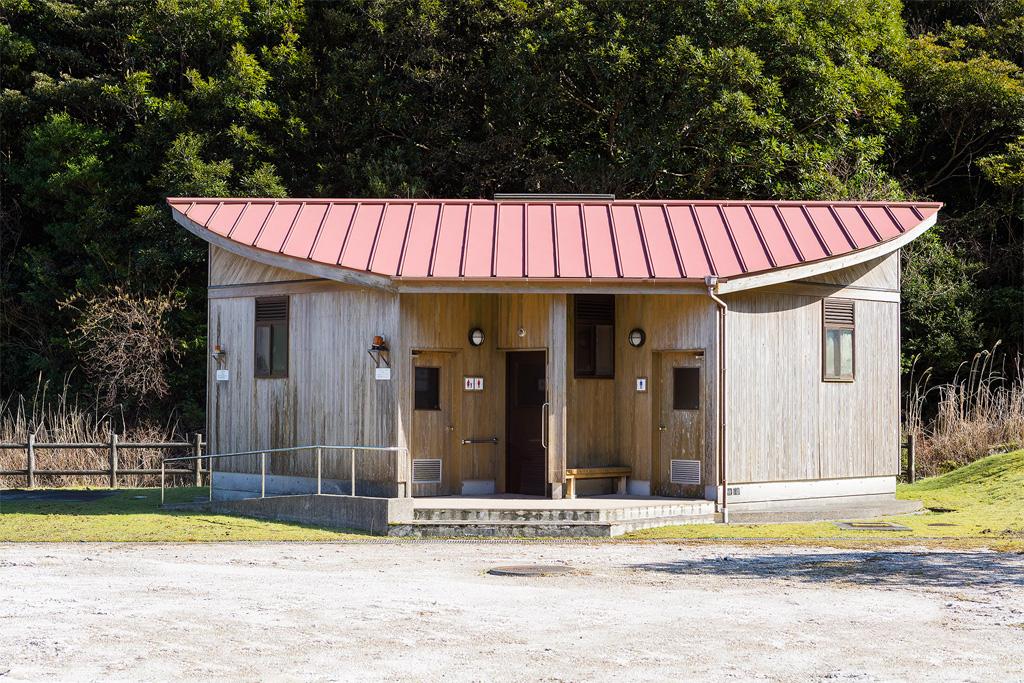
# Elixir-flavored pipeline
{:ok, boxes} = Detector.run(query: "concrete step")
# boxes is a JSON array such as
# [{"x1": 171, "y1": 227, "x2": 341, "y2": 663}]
[
  {"x1": 389, "y1": 512, "x2": 717, "y2": 539},
  {"x1": 413, "y1": 502, "x2": 715, "y2": 524}
]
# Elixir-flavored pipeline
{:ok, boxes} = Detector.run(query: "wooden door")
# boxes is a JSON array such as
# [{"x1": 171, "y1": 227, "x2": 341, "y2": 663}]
[
  {"x1": 411, "y1": 351, "x2": 457, "y2": 496},
  {"x1": 654, "y1": 351, "x2": 705, "y2": 498},
  {"x1": 505, "y1": 351, "x2": 547, "y2": 496}
]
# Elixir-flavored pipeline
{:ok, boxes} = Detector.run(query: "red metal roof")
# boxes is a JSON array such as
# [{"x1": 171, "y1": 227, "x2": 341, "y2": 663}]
[{"x1": 168, "y1": 198, "x2": 941, "y2": 282}]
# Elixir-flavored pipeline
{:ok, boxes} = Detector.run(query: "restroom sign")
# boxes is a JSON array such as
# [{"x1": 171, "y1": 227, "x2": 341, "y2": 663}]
[{"x1": 463, "y1": 376, "x2": 484, "y2": 391}]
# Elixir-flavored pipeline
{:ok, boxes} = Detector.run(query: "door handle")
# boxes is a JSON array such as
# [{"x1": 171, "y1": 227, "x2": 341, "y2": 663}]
[
  {"x1": 541, "y1": 402, "x2": 550, "y2": 449},
  {"x1": 446, "y1": 425, "x2": 455, "y2": 432},
  {"x1": 658, "y1": 425, "x2": 667, "y2": 431}
]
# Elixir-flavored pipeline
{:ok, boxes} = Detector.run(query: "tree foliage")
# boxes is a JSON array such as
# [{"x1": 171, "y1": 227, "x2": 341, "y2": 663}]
[{"x1": 1, "y1": 0, "x2": 1021, "y2": 427}]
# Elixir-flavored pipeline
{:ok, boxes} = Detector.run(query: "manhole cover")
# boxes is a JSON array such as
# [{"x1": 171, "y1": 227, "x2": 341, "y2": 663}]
[
  {"x1": 488, "y1": 565, "x2": 573, "y2": 577},
  {"x1": 834, "y1": 521, "x2": 911, "y2": 531}
]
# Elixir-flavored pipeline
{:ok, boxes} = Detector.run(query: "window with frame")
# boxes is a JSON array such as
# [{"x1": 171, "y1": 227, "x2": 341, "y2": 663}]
[
  {"x1": 414, "y1": 367, "x2": 441, "y2": 410},
  {"x1": 822, "y1": 298, "x2": 854, "y2": 382},
  {"x1": 254, "y1": 296, "x2": 289, "y2": 378},
  {"x1": 574, "y1": 294, "x2": 615, "y2": 378}
]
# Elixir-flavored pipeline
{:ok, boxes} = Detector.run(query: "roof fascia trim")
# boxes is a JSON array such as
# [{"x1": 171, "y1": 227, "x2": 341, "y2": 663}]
[
  {"x1": 172, "y1": 209, "x2": 396, "y2": 292},
  {"x1": 715, "y1": 212, "x2": 936, "y2": 295}
]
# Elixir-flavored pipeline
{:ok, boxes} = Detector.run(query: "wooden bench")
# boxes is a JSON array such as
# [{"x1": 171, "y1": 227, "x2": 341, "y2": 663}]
[{"x1": 563, "y1": 466, "x2": 632, "y2": 499}]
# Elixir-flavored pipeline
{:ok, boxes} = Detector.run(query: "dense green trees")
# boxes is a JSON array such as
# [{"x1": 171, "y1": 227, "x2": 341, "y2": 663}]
[{"x1": 1, "y1": 0, "x2": 1020, "y2": 428}]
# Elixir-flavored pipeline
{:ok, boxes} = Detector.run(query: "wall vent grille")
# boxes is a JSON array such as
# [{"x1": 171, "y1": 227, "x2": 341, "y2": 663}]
[
  {"x1": 255, "y1": 296, "x2": 289, "y2": 322},
  {"x1": 670, "y1": 459, "x2": 701, "y2": 485},
  {"x1": 412, "y1": 459, "x2": 442, "y2": 484},
  {"x1": 823, "y1": 299, "x2": 855, "y2": 327}
]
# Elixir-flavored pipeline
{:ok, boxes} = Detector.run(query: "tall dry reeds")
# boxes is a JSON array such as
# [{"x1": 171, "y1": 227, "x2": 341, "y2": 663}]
[
  {"x1": 0, "y1": 376, "x2": 184, "y2": 487},
  {"x1": 904, "y1": 342, "x2": 1024, "y2": 476}
]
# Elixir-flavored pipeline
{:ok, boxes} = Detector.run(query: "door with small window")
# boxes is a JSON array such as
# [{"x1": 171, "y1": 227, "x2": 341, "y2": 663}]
[
  {"x1": 654, "y1": 351, "x2": 706, "y2": 498},
  {"x1": 411, "y1": 351, "x2": 457, "y2": 496}
]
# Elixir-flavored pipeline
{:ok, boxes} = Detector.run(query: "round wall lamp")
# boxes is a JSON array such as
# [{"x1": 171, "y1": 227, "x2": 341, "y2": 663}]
[
  {"x1": 468, "y1": 327, "x2": 485, "y2": 347},
  {"x1": 628, "y1": 328, "x2": 646, "y2": 348}
]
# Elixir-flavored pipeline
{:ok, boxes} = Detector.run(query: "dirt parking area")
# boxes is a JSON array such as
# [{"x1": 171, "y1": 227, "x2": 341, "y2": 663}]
[{"x1": 1, "y1": 542, "x2": 1022, "y2": 681}]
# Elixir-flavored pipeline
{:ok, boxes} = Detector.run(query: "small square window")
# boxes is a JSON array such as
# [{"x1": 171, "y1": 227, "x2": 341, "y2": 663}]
[
  {"x1": 414, "y1": 367, "x2": 441, "y2": 410},
  {"x1": 673, "y1": 367, "x2": 700, "y2": 410}
]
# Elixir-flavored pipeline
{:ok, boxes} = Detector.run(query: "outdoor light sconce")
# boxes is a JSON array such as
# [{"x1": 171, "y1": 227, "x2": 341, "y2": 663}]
[
  {"x1": 628, "y1": 328, "x2": 646, "y2": 348},
  {"x1": 368, "y1": 335, "x2": 391, "y2": 368},
  {"x1": 468, "y1": 327, "x2": 485, "y2": 347},
  {"x1": 211, "y1": 344, "x2": 227, "y2": 364}
]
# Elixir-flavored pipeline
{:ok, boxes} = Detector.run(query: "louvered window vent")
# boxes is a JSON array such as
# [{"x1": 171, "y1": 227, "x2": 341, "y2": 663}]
[
  {"x1": 255, "y1": 297, "x2": 288, "y2": 322},
  {"x1": 670, "y1": 459, "x2": 701, "y2": 485},
  {"x1": 823, "y1": 299, "x2": 855, "y2": 327},
  {"x1": 412, "y1": 459, "x2": 442, "y2": 484}
]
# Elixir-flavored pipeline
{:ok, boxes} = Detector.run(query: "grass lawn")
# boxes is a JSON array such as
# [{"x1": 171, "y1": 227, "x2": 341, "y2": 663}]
[
  {"x1": 2, "y1": 450, "x2": 1021, "y2": 547},
  {"x1": 624, "y1": 449, "x2": 1024, "y2": 551},
  {"x1": 0, "y1": 487, "x2": 367, "y2": 542}
]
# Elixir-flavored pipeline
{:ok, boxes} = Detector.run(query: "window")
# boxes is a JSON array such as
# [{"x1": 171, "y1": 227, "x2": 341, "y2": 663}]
[
  {"x1": 673, "y1": 367, "x2": 700, "y2": 410},
  {"x1": 574, "y1": 294, "x2": 614, "y2": 378},
  {"x1": 823, "y1": 298, "x2": 855, "y2": 381},
  {"x1": 254, "y1": 297, "x2": 288, "y2": 378},
  {"x1": 414, "y1": 367, "x2": 441, "y2": 410}
]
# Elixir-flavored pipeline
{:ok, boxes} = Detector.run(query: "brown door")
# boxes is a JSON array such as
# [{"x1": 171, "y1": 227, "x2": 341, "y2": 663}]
[
  {"x1": 506, "y1": 351, "x2": 547, "y2": 496},
  {"x1": 654, "y1": 351, "x2": 705, "y2": 498},
  {"x1": 411, "y1": 351, "x2": 457, "y2": 496}
]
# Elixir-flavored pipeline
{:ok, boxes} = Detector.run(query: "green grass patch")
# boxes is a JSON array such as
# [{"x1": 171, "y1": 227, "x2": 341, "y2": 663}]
[
  {"x1": 0, "y1": 487, "x2": 368, "y2": 542},
  {"x1": 625, "y1": 449, "x2": 1024, "y2": 550}
]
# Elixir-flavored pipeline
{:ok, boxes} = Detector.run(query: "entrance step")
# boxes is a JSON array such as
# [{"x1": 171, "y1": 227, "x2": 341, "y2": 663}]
[
  {"x1": 389, "y1": 511, "x2": 717, "y2": 539},
  {"x1": 413, "y1": 501, "x2": 714, "y2": 524}
]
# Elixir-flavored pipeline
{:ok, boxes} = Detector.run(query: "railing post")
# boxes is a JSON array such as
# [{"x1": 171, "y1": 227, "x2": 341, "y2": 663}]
[
  {"x1": 26, "y1": 433, "x2": 35, "y2": 488},
  {"x1": 907, "y1": 433, "x2": 916, "y2": 484},
  {"x1": 261, "y1": 452, "x2": 266, "y2": 498},
  {"x1": 160, "y1": 460, "x2": 165, "y2": 505},
  {"x1": 193, "y1": 433, "x2": 203, "y2": 488},
  {"x1": 316, "y1": 447, "x2": 322, "y2": 495},
  {"x1": 406, "y1": 448, "x2": 412, "y2": 498},
  {"x1": 350, "y1": 448, "x2": 356, "y2": 496},
  {"x1": 109, "y1": 432, "x2": 118, "y2": 489}
]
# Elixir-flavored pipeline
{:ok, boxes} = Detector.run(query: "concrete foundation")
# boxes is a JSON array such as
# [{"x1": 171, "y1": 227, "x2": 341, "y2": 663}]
[{"x1": 211, "y1": 494, "x2": 414, "y2": 534}]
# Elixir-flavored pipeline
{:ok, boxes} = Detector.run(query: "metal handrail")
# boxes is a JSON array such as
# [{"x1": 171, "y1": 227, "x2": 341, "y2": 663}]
[{"x1": 160, "y1": 444, "x2": 409, "y2": 504}]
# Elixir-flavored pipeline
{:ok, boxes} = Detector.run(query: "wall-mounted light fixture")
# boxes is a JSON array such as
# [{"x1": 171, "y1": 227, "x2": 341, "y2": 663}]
[
  {"x1": 211, "y1": 344, "x2": 227, "y2": 364},
  {"x1": 628, "y1": 328, "x2": 646, "y2": 348},
  {"x1": 368, "y1": 335, "x2": 391, "y2": 367},
  {"x1": 468, "y1": 328, "x2": 485, "y2": 347},
  {"x1": 517, "y1": 327, "x2": 527, "y2": 338}
]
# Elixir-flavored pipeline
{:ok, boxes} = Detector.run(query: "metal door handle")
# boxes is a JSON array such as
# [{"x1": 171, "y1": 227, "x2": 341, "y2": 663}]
[
  {"x1": 541, "y1": 402, "x2": 550, "y2": 449},
  {"x1": 658, "y1": 425, "x2": 666, "y2": 431},
  {"x1": 446, "y1": 425, "x2": 455, "y2": 432}
]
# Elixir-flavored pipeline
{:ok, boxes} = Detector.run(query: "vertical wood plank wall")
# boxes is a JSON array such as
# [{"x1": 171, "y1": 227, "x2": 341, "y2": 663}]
[
  {"x1": 208, "y1": 250, "x2": 400, "y2": 492},
  {"x1": 207, "y1": 245, "x2": 902, "y2": 497}
]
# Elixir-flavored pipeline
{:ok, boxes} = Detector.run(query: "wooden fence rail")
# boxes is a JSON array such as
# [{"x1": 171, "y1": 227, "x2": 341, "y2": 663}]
[{"x1": 0, "y1": 433, "x2": 206, "y2": 488}]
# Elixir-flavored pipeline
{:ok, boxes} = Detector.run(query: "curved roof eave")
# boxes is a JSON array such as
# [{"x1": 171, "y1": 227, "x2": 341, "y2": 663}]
[{"x1": 169, "y1": 197, "x2": 940, "y2": 294}]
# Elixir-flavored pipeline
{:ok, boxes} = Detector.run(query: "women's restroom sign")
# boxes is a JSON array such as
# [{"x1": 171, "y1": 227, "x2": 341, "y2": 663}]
[{"x1": 463, "y1": 376, "x2": 484, "y2": 391}]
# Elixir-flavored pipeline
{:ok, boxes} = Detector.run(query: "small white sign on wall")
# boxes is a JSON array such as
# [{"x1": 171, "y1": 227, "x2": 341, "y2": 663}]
[
  {"x1": 464, "y1": 376, "x2": 484, "y2": 391},
  {"x1": 635, "y1": 377, "x2": 647, "y2": 392},
  {"x1": 215, "y1": 369, "x2": 229, "y2": 382},
  {"x1": 375, "y1": 367, "x2": 392, "y2": 381}
]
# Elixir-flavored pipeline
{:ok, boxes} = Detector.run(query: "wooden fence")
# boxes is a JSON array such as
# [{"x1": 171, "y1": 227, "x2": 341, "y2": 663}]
[{"x1": 0, "y1": 433, "x2": 206, "y2": 488}]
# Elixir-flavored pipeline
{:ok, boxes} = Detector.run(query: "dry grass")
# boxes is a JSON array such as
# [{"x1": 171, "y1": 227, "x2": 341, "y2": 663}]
[
  {"x1": 0, "y1": 377, "x2": 187, "y2": 488},
  {"x1": 905, "y1": 343, "x2": 1024, "y2": 476}
]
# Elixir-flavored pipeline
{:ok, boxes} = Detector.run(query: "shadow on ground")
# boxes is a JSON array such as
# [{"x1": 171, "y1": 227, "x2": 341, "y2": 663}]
[
  {"x1": 631, "y1": 550, "x2": 1024, "y2": 589},
  {"x1": 1, "y1": 489, "x2": 117, "y2": 503}
]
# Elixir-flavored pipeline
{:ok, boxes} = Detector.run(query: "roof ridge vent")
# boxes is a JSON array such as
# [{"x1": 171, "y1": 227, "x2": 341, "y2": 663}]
[{"x1": 492, "y1": 193, "x2": 615, "y2": 202}]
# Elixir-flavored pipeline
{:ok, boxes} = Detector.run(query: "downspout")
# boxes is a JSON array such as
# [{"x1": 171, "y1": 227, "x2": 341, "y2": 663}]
[{"x1": 704, "y1": 276, "x2": 729, "y2": 524}]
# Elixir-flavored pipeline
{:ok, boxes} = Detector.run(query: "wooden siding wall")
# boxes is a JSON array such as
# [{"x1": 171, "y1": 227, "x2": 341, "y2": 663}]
[
  {"x1": 209, "y1": 245, "x2": 317, "y2": 286},
  {"x1": 614, "y1": 296, "x2": 718, "y2": 489},
  {"x1": 207, "y1": 250, "x2": 400, "y2": 491},
  {"x1": 725, "y1": 254, "x2": 901, "y2": 484}
]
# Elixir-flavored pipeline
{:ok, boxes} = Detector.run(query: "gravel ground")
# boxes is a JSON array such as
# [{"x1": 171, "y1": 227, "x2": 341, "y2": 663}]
[{"x1": 1, "y1": 542, "x2": 1022, "y2": 682}]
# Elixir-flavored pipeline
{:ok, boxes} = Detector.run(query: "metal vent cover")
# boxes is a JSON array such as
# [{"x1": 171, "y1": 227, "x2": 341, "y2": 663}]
[
  {"x1": 412, "y1": 459, "x2": 442, "y2": 484},
  {"x1": 255, "y1": 296, "x2": 288, "y2": 322},
  {"x1": 670, "y1": 459, "x2": 701, "y2": 485},
  {"x1": 823, "y1": 298, "x2": 855, "y2": 326}
]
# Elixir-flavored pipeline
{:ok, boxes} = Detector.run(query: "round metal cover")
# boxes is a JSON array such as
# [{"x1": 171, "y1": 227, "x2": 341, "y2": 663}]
[{"x1": 488, "y1": 564, "x2": 573, "y2": 577}]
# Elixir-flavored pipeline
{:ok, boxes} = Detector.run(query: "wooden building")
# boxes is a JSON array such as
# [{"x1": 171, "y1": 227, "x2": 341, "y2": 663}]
[{"x1": 169, "y1": 195, "x2": 940, "y2": 518}]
